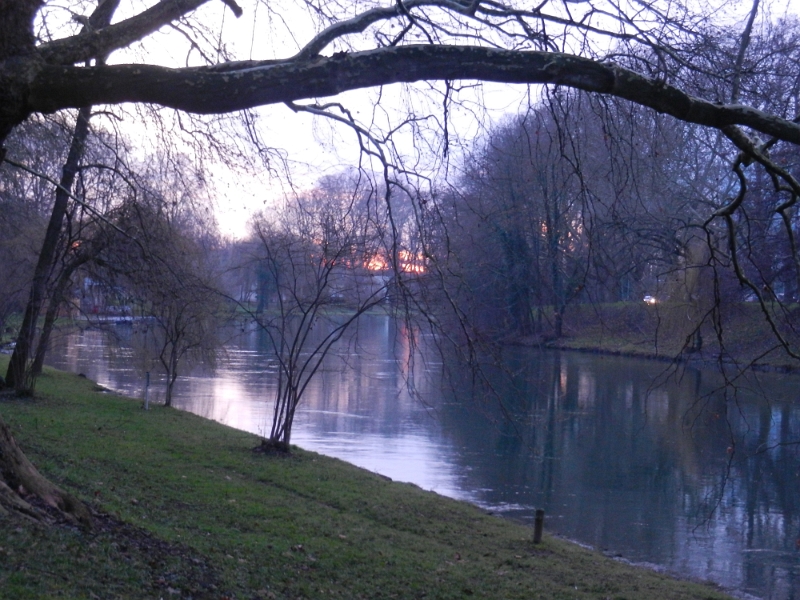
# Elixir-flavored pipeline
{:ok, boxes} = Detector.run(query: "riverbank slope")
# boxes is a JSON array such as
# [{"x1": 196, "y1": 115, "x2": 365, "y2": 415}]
[
  {"x1": 548, "y1": 301, "x2": 800, "y2": 371},
  {"x1": 0, "y1": 362, "x2": 733, "y2": 599}
]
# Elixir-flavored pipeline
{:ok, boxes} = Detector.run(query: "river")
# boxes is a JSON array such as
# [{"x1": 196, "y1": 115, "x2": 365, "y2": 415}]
[{"x1": 45, "y1": 315, "x2": 799, "y2": 599}]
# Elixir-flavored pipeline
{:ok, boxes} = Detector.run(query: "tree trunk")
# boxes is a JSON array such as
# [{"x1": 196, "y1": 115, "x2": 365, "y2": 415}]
[
  {"x1": 5, "y1": 106, "x2": 92, "y2": 392},
  {"x1": 554, "y1": 304, "x2": 565, "y2": 339},
  {"x1": 0, "y1": 413, "x2": 92, "y2": 527},
  {"x1": 165, "y1": 348, "x2": 179, "y2": 407},
  {"x1": 282, "y1": 392, "x2": 297, "y2": 446},
  {"x1": 31, "y1": 273, "x2": 70, "y2": 377},
  {"x1": 549, "y1": 238, "x2": 565, "y2": 338},
  {"x1": 32, "y1": 255, "x2": 89, "y2": 377}
]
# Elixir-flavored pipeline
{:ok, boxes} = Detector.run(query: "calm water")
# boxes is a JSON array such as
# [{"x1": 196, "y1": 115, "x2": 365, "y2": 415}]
[{"x1": 46, "y1": 316, "x2": 800, "y2": 600}]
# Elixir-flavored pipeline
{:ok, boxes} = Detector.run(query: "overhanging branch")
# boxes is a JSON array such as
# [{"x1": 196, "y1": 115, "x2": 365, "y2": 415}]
[{"x1": 25, "y1": 45, "x2": 800, "y2": 145}]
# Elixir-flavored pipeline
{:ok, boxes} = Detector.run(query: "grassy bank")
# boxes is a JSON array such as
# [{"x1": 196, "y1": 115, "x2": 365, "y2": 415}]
[
  {"x1": 554, "y1": 301, "x2": 800, "y2": 371},
  {"x1": 0, "y1": 361, "x2": 733, "y2": 599}
]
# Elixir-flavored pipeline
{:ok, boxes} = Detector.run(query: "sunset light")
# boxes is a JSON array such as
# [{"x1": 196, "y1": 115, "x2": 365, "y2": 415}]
[{"x1": 365, "y1": 250, "x2": 426, "y2": 274}]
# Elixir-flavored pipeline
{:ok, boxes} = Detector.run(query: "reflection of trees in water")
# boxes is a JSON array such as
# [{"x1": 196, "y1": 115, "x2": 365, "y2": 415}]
[
  {"x1": 436, "y1": 350, "x2": 800, "y2": 595},
  {"x1": 726, "y1": 397, "x2": 799, "y2": 597},
  {"x1": 251, "y1": 315, "x2": 434, "y2": 439}
]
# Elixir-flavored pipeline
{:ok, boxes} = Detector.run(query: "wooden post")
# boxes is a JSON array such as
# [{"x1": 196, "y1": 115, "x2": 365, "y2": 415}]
[{"x1": 533, "y1": 509, "x2": 544, "y2": 544}]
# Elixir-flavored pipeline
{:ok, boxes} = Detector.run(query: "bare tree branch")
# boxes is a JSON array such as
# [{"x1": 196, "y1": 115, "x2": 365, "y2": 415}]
[
  {"x1": 20, "y1": 46, "x2": 800, "y2": 145},
  {"x1": 37, "y1": 0, "x2": 216, "y2": 65}
]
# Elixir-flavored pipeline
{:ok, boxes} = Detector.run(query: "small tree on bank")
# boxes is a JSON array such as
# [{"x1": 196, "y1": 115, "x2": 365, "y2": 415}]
[
  {"x1": 248, "y1": 179, "x2": 395, "y2": 450},
  {"x1": 96, "y1": 157, "x2": 227, "y2": 407}
]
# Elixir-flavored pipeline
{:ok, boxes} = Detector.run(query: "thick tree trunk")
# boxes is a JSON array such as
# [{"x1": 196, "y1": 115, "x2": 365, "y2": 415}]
[
  {"x1": 0, "y1": 413, "x2": 92, "y2": 527},
  {"x1": 0, "y1": 0, "x2": 44, "y2": 146},
  {"x1": 5, "y1": 106, "x2": 91, "y2": 392}
]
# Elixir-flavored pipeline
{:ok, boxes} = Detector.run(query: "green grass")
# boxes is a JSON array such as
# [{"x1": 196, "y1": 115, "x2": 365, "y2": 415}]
[
  {"x1": 0, "y1": 358, "x2": 733, "y2": 599},
  {"x1": 557, "y1": 301, "x2": 800, "y2": 371}
]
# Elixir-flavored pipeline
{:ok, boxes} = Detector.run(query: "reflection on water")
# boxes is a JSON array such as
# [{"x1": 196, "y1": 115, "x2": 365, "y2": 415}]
[{"x1": 46, "y1": 316, "x2": 800, "y2": 600}]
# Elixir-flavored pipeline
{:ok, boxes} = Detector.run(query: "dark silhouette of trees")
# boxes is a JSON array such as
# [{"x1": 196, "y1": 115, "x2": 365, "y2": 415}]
[{"x1": 425, "y1": 90, "x2": 730, "y2": 343}]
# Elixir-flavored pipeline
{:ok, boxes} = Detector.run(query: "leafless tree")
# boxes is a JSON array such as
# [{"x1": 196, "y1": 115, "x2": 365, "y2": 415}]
[
  {"x1": 92, "y1": 156, "x2": 227, "y2": 407},
  {"x1": 246, "y1": 175, "x2": 393, "y2": 450}
]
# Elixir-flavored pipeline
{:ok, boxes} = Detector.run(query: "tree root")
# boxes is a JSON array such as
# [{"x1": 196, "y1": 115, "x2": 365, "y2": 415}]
[
  {"x1": 252, "y1": 438, "x2": 291, "y2": 455},
  {"x1": 0, "y1": 414, "x2": 92, "y2": 528}
]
